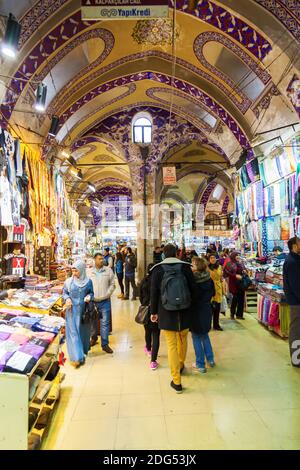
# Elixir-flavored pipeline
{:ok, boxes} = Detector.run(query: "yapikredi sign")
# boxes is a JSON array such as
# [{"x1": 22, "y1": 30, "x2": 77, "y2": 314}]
[{"x1": 81, "y1": 0, "x2": 169, "y2": 20}]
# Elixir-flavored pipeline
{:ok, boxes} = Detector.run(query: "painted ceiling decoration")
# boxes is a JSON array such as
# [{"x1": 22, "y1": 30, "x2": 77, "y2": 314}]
[
  {"x1": 221, "y1": 195, "x2": 230, "y2": 215},
  {"x1": 193, "y1": 31, "x2": 272, "y2": 112},
  {"x1": 79, "y1": 106, "x2": 229, "y2": 166},
  {"x1": 52, "y1": 71, "x2": 252, "y2": 149},
  {"x1": 132, "y1": 18, "x2": 179, "y2": 46},
  {"x1": 2, "y1": 0, "x2": 273, "y2": 122},
  {"x1": 254, "y1": 0, "x2": 300, "y2": 42},
  {"x1": 49, "y1": 50, "x2": 255, "y2": 115},
  {"x1": 1, "y1": 0, "x2": 299, "y2": 223}
]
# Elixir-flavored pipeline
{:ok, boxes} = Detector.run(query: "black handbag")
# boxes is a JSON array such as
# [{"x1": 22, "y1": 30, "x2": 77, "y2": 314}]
[
  {"x1": 135, "y1": 305, "x2": 150, "y2": 325},
  {"x1": 239, "y1": 274, "x2": 252, "y2": 291},
  {"x1": 81, "y1": 301, "x2": 101, "y2": 324}
]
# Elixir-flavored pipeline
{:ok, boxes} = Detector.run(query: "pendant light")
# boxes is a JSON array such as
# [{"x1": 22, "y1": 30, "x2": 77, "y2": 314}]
[
  {"x1": 1, "y1": 13, "x2": 21, "y2": 59},
  {"x1": 48, "y1": 115, "x2": 59, "y2": 137},
  {"x1": 88, "y1": 182, "x2": 96, "y2": 192},
  {"x1": 34, "y1": 83, "x2": 47, "y2": 112}
]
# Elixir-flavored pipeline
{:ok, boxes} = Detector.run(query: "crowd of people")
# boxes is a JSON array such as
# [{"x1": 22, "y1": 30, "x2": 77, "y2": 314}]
[{"x1": 61, "y1": 242, "x2": 251, "y2": 393}]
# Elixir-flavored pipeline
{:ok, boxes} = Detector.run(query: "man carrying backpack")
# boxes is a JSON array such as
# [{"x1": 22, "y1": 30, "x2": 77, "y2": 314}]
[{"x1": 150, "y1": 244, "x2": 195, "y2": 393}]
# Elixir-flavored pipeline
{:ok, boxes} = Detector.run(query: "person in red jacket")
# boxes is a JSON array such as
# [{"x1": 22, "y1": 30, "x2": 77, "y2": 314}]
[{"x1": 224, "y1": 252, "x2": 246, "y2": 320}]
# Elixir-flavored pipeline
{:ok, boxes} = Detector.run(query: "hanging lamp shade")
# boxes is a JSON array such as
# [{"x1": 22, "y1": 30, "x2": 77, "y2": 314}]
[
  {"x1": 35, "y1": 83, "x2": 47, "y2": 112},
  {"x1": 1, "y1": 13, "x2": 21, "y2": 59},
  {"x1": 88, "y1": 182, "x2": 96, "y2": 192},
  {"x1": 48, "y1": 116, "x2": 59, "y2": 137}
]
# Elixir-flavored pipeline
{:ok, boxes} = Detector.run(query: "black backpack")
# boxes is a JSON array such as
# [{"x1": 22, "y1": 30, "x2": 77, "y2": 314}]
[{"x1": 161, "y1": 264, "x2": 191, "y2": 311}]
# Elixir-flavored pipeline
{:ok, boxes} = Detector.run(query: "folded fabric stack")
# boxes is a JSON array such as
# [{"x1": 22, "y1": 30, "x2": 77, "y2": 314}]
[
  {"x1": 0, "y1": 310, "x2": 64, "y2": 375},
  {"x1": 2, "y1": 289, "x2": 61, "y2": 310}
]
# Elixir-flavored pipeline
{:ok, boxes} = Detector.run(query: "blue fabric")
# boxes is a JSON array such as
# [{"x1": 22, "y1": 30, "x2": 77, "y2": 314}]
[
  {"x1": 91, "y1": 299, "x2": 111, "y2": 347},
  {"x1": 63, "y1": 279, "x2": 94, "y2": 362},
  {"x1": 191, "y1": 332, "x2": 214, "y2": 369},
  {"x1": 116, "y1": 259, "x2": 123, "y2": 275}
]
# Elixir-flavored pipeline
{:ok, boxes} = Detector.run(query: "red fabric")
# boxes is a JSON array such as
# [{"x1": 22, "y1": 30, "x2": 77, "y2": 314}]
[{"x1": 225, "y1": 261, "x2": 243, "y2": 294}]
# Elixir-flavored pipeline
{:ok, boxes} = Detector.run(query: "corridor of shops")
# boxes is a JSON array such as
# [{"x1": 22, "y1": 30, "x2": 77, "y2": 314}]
[
  {"x1": 1, "y1": 0, "x2": 300, "y2": 453},
  {"x1": 41, "y1": 295, "x2": 300, "y2": 451}
]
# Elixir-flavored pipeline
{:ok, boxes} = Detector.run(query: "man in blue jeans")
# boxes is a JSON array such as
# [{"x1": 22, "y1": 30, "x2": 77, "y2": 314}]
[{"x1": 89, "y1": 253, "x2": 115, "y2": 353}]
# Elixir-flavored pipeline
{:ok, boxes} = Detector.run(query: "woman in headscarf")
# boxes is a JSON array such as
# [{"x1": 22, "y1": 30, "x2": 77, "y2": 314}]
[
  {"x1": 208, "y1": 253, "x2": 223, "y2": 331},
  {"x1": 224, "y1": 251, "x2": 246, "y2": 320},
  {"x1": 63, "y1": 260, "x2": 94, "y2": 368}
]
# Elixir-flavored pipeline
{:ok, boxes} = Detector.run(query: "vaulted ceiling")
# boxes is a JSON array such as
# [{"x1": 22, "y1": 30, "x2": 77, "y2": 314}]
[{"x1": 0, "y1": 0, "x2": 299, "y2": 224}]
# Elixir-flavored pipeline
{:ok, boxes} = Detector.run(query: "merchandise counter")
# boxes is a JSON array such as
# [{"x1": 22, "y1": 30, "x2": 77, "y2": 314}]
[{"x1": 0, "y1": 310, "x2": 65, "y2": 450}]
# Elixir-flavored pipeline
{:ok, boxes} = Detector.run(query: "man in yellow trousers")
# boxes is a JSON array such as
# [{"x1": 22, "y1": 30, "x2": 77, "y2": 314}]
[{"x1": 150, "y1": 244, "x2": 195, "y2": 393}]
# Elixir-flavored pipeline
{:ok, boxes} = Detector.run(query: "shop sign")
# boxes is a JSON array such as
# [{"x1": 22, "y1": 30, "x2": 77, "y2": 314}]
[
  {"x1": 163, "y1": 166, "x2": 177, "y2": 185},
  {"x1": 81, "y1": 0, "x2": 169, "y2": 20}
]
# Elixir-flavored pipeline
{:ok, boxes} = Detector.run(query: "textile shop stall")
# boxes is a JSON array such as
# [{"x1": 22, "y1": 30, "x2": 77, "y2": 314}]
[
  {"x1": 0, "y1": 126, "x2": 80, "y2": 285},
  {"x1": 235, "y1": 135, "x2": 300, "y2": 339},
  {"x1": 0, "y1": 128, "x2": 79, "y2": 449}
]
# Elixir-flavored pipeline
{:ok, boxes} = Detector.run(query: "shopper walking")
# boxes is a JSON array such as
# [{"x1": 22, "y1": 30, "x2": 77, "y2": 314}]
[
  {"x1": 140, "y1": 263, "x2": 160, "y2": 370},
  {"x1": 123, "y1": 247, "x2": 137, "y2": 301},
  {"x1": 283, "y1": 236, "x2": 300, "y2": 368},
  {"x1": 115, "y1": 252, "x2": 125, "y2": 299},
  {"x1": 208, "y1": 254, "x2": 223, "y2": 331},
  {"x1": 89, "y1": 253, "x2": 115, "y2": 353},
  {"x1": 224, "y1": 252, "x2": 245, "y2": 320},
  {"x1": 191, "y1": 257, "x2": 215, "y2": 373},
  {"x1": 103, "y1": 248, "x2": 114, "y2": 271},
  {"x1": 63, "y1": 260, "x2": 94, "y2": 368},
  {"x1": 150, "y1": 244, "x2": 195, "y2": 393}
]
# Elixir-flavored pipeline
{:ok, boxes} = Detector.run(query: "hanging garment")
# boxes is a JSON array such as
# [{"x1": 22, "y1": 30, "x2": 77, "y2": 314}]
[
  {"x1": 0, "y1": 173, "x2": 13, "y2": 226},
  {"x1": 259, "y1": 162, "x2": 267, "y2": 186},
  {"x1": 4, "y1": 253, "x2": 27, "y2": 277},
  {"x1": 4, "y1": 130, "x2": 15, "y2": 184},
  {"x1": 281, "y1": 218, "x2": 290, "y2": 240},
  {"x1": 266, "y1": 215, "x2": 281, "y2": 241},
  {"x1": 256, "y1": 181, "x2": 264, "y2": 219},
  {"x1": 14, "y1": 139, "x2": 22, "y2": 177},
  {"x1": 272, "y1": 183, "x2": 281, "y2": 216},
  {"x1": 33, "y1": 247, "x2": 51, "y2": 278}
]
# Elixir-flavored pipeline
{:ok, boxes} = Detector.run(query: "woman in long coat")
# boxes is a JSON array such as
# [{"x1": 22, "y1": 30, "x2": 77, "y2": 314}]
[{"x1": 63, "y1": 260, "x2": 94, "y2": 368}]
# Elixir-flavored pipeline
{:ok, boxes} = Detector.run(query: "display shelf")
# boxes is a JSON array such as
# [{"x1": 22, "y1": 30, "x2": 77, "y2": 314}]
[
  {"x1": 29, "y1": 374, "x2": 61, "y2": 435},
  {"x1": 0, "y1": 330, "x2": 63, "y2": 450}
]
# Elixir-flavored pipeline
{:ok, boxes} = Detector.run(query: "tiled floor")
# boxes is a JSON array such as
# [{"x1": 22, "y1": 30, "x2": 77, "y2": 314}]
[{"x1": 42, "y1": 295, "x2": 300, "y2": 450}]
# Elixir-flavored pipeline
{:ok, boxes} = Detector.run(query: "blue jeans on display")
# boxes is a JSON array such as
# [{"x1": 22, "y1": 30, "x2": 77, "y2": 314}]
[
  {"x1": 91, "y1": 299, "x2": 111, "y2": 347},
  {"x1": 191, "y1": 332, "x2": 214, "y2": 368}
]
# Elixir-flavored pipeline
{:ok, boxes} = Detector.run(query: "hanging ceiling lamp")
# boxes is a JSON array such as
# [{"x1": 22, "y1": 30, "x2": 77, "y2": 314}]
[
  {"x1": 34, "y1": 83, "x2": 47, "y2": 112},
  {"x1": 48, "y1": 115, "x2": 59, "y2": 137},
  {"x1": 1, "y1": 13, "x2": 21, "y2": 59},
  {"x1": 88, "y1": 182, "x2": 96, "y2": 192}
]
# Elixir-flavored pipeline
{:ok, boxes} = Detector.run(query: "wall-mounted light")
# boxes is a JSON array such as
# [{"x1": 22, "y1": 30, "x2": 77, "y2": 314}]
[
  {"x1": 1, "y1": 13, "x2": 21, "y2": 59},
  {"x1": 88, "y1": 182, "x2": 96, "y2": 192},
  {"x1": 70, "y1": 168, "x2": 83, "y2": 180},
  {"x1": 48, "y1": 115, "x2": 59, "y2": 136},
  {"x1": 35, "y1": 83, "x2": 47, "y2": 112}
]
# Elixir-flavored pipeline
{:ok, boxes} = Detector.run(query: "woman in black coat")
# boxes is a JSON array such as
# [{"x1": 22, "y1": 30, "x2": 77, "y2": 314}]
[
  {"x1": 139, "y1": 264, "x2": 160, "y2": 370},
  {"x1": 191, "y1": 257, "x2": 216, "y2": 373}
]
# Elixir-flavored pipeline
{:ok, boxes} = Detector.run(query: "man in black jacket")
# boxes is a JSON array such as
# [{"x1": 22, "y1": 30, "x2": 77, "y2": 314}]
[
  {"x1": 150, "y1": 244, "x2": 195, "y2": 393},
  {"x1": 283, "y1": 236, "x2": 300, "y2": 367},
  {"x1": 123, "y1": 247, "x2": 137, "y2": 301}
]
